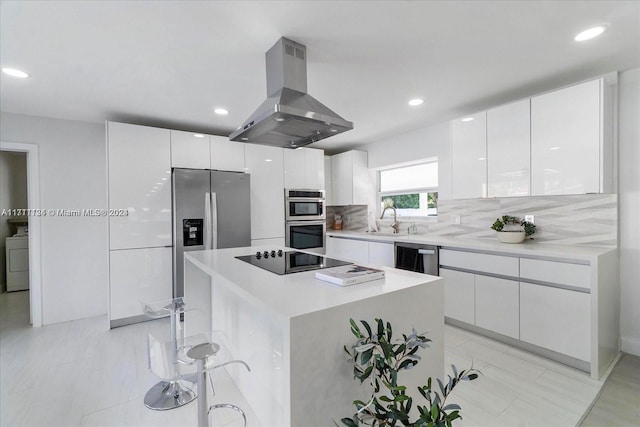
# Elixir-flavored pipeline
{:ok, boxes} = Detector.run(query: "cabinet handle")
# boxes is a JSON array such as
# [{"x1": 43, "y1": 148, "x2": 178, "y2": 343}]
[{"x1": 418, "y1": 249, "x2": 436, "y2": 255}]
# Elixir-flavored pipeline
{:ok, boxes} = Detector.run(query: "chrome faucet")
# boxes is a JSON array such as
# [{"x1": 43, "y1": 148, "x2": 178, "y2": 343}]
[{"x1": 380, "y1": 206, "x2": 399, "y2": 234}]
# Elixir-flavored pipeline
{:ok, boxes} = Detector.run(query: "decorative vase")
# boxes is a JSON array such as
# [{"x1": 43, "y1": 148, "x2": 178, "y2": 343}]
[{"x1": 496, "y1": 230, "x2": 526, "y2": 244}]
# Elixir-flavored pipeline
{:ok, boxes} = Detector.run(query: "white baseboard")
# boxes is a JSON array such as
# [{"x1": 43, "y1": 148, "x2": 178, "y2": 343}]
[{"x1": 621, "y1": 336, "x2": 640, "y2": 356}]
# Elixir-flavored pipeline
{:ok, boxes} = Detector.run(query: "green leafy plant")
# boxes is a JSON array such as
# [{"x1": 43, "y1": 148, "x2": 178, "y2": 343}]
[
  {"x1": 491, "y1": 215, "x2": 536, "y2": 238},
  {"x1": 340, "y1": 318, "x2": 479, "y2": 427}
]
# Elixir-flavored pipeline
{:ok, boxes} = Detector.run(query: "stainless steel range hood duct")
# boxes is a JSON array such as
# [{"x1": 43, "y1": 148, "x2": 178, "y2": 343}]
[{"x1": 229, "y1": 37, "x2": 353, "y2": 149}]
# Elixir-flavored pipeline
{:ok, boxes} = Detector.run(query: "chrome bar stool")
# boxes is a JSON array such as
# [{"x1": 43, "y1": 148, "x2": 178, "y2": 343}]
[
  {"x1": 183, "y1": 334, "x2": 251, "y2": 427},
  {"x1": 143, "y1": 297, "x2": 197, "y2": 410}
]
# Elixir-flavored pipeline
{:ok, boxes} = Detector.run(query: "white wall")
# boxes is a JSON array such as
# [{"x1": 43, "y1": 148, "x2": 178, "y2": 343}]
[
  {"x1": 0, "y1": 151, "x2": 28, "y2": 289},
  {"x1": 366, "y1": 122, "x2": 451, "y2": 200},
  {"x1": 618, "y1": 68, "x2": 640, "y2": 356},
  {"x1": 0, "y1": 112, "x2": 108, "y2": 325}
]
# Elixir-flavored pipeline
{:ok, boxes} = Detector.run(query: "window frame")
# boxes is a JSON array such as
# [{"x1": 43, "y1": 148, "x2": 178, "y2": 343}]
[{"x1": 377, "y1": 160, "x2": 439, "y2": 219}]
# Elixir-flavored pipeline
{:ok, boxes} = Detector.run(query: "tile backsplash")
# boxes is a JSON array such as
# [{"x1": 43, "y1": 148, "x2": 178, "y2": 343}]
[
  {"x1": 327, "y1": 194, "x2": 617, "y2": 248},
  {"x1": 432, "y1": 194, "x2": 617, "y2": 247},
  {"x1": 326, "y1": 205, "x2": 368, "y2": 231}
]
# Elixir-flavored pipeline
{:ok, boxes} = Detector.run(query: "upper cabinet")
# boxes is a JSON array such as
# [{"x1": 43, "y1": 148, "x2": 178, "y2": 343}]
[
  {"x1": 245, "y1": 144, "x2": 285, "y2": 240},
  {"x1": 283, "y1": 147, "x2": 325, "y2": 189},
  {"x1": 171, "y1": 132, "x2": 245, "y2": 172},
  {"x1": 171, "y1": 130, "x2": 210, "y2": 169},
  {"x1": 331, "y1": 150, "x2": 370, "y2": 206},
  {"x1": 107, "y1": 122, "x2": 172, "y2": 249},
  {"x1": 210, "y1": 136, "x2": 245, "y2": 172},
  {"x1": 487, "y1": 99, "x2": 531, "y2": 197},
  {"x1": 531, "y1": 79, "x2": 611, "y2": 195},
  {"x1": 451, "y1": 112, "x2": 487, "y2": 199},
  {"x1": 450, "y1": 77, "x2": 614, "y2": 200}
]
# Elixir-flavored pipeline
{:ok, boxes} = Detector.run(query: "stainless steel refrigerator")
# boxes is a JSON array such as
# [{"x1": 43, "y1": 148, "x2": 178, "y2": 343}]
[{"x1": 172, "y1": 168, "x2": 251, "y2": 298}]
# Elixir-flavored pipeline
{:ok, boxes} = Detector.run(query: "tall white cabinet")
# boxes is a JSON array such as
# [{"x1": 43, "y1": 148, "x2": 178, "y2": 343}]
[
  {"x1": 107, "y1": 122, "x2": 173, "y2": 327},
  {"x1": 330, "y1": 150, "x2": 370, "y2": 206},
  {"x1": 531, "y1": 79, "x2": 608, "y2": 195},
  {"x1": 245, "y1": 144, "x2": 285, "y2": 242},
  {"x1": 451, "y1": 112, "x2": 487, "y2": 199},
  {"x1": 487, "y1": 99, "x2": 531, "y2": 197}
]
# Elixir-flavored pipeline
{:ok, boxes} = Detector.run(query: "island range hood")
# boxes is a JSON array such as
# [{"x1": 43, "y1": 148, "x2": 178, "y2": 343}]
[{"x1": 229, "y1": 37, "x2": 353, "y2": 149}]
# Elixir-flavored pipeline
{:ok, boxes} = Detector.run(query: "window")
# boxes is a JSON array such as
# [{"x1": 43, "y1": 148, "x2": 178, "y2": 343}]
[{"x1": 379, "y1": 162, "x2": 438, "y2": 217}]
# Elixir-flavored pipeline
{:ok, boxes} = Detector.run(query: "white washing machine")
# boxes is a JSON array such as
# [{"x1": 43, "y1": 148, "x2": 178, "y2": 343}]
[{"x1": 6, "y1": 236, "x2": 29, "y2": 291}]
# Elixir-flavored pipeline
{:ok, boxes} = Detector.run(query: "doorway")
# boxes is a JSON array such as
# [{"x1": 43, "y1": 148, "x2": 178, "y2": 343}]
[{"x1": 0, "y1": 142, "x2": 42, "y2": 327}]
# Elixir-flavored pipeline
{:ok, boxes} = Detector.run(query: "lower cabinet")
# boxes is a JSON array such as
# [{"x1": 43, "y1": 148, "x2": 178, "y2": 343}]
[
  {"x1": 475, "y1": 275, "x2": 519, "y2": 339},
  {"x1": 439, "y1": 268, "x2": 475, "y2": 325},
  {"x1": 520, "y1": 282, "x2": 591, "y2": 361},
  {"x1": 326, "y1": 236, "x2": 395, "y2": 267},
  {"x1": 326, "y1": 236, "x2": 368, "y2": 264},
  {"x1": 368, "y1": 241, "x2": 394, "y2": 268},
  {"x1": 109, "y1": 247, "x2": 173, "y2": 325}
]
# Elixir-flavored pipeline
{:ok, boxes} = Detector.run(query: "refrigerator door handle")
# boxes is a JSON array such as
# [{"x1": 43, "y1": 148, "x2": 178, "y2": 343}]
[
  {"x1": 204, "y1": 192, "x2": 212, "y2": 250},
  {"x1": 211, "y1": 192, "x2": 218, "y2": 250}
]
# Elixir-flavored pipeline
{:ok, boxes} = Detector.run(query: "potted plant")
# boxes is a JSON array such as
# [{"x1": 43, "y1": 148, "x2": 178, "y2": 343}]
[
  {"x1": 339, "y1": 318, "x2": 479, "y2": 427},
  {"x1": 490, "y1": 215, "x2": 536, "y2": 243}
]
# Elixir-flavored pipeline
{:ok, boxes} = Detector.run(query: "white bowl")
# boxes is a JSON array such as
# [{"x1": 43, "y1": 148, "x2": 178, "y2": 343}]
[{"x1": 496, "y1": 231, "x2": 526, "y2": 244}]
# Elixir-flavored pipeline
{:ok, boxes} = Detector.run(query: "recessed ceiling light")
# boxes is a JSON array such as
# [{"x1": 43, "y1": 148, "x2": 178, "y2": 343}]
[
  {"x1": 408, "y1": 98, "x2": 424, "y2": 106},
  {"x1": 214, "y1": 108, "x2": 229, "y2": 115},
  {"x1": 264, "y1": 159, "x2": 272, "y2": 162},
  {"x1": 461, "y1": 117, "x2": 474, "y2": 122},
  {"x1": 2, "y1": 67, "x2": 30, "y2": 78},
  {"x1": 275, "y1": 117, "x2": 285, "y2": 122},
  {"x1": 550, "y1": 146, "x2": 561, "y2": 150},
  {"x1": 193, "y1": 133, "x2": 205, "y2": 138},
  {"x1": 241, "y1": 137, "x2": 248, "y2": 141},
  {"x1": 478, "y1": 157, "x2": 486, "y2": 161},
  {"x1": 574, "y1": 26, "x2": 607, "y2": 42}
]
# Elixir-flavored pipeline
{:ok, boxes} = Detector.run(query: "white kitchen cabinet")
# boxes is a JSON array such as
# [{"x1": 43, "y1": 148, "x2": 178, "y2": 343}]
[
  {"x1": 451, "y1": 112, "x2": 487, "y2": 199},
  {"x1": 520, "y1": 258, "x2": 590, "y2": 290},
  {"x1": 439, "y1": 268, "x2": 475, "y2": 325},
  {"x1": 109, "y1": 247, "x2": 173, "y2": 323},
  {"x1": 326, "y1": 236, "x2": 369, "y2": 264},
  {"x1": 439, "y1": 249, "x2": 519, "y2": 277},
  {"x1": 324, "y1": 156, "x2": 333, "y2": 205},
  {"x1": 474, "y1": 275, "x2": 519, "y2": 339},
  {"x1": 170, "y1": 130, "x2": 210, "y2": 169},
  {"x1": 520, "y1": 282, "x2": 591, "y2": 361},
  {"x1": 331, "y1": 150, "x2": 370, "y2": 206},
  {"x1": 283, "y1": 147, "x2": 325, "y2": 189},
  {"x1": 210, "y1": 135, "x2": 245, "y2": 172},
  {"x1": 107, "y1": 122, "x2": 172, "y2": 249},
  {"x1": 487, "y1": 99, "x2": 531, "y2": 197},
  {"x1": 368, "y1": 241, "x2": 394, "y2": 267},
  {"x1": 245, "y1": 144, "x2": 285, "y2": 240},
  {"x1": 531, "y1": 79, "x2": 603, "y2": 195}
]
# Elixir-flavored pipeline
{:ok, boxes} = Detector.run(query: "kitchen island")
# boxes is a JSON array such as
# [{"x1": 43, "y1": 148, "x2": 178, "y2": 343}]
[{"x1": 184, "y1": 246, "x2": 444, "y2": 427}]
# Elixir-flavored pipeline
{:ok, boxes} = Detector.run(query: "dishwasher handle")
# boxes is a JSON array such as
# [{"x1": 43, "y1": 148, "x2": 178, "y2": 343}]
[{"x1": 418, "y1": 249, "x2": 436, "y2": 255}]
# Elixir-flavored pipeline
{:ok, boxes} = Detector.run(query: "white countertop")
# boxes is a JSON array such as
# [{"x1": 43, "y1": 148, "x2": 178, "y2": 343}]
[
  {"x1": 326, "y1": 230, "x2": 616, "y2": 263},
  {"x1": 185, "y1": 246, "x2": 442, "y2": 319}
]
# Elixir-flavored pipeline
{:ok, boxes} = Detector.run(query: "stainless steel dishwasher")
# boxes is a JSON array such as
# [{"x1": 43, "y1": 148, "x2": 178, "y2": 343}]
[{"x1": 394, "y1": 242, "x2": 439, "y2": 275}]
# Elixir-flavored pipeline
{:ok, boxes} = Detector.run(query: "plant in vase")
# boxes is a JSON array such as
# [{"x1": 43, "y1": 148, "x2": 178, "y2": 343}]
[
  {"x1": 339, "y1": 318, "x2": 479, "y2": 427},
  {"x1": 490, "y1": 215, "x2": 536, "y2": 243}
]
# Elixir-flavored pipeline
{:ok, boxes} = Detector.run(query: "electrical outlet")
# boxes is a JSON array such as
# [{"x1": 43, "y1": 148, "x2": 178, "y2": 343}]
[
  {"x1": 451, "y1": 214, "x2": 461, "y2": 225},
  {"x1": 525, "y1": 215, "x2": 534, "y2": 224}
]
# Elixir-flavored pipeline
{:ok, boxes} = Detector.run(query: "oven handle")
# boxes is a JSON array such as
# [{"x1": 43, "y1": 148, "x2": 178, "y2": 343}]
[
  {"x1": 285, "y1": 197, "x2": 325, "y2": 203},
  {"x1": 418, "y1": 249, "x2": 436, "y2": 255},
  {"x1": 286, "y1": 220, "x2": 327, "y2": 226}
]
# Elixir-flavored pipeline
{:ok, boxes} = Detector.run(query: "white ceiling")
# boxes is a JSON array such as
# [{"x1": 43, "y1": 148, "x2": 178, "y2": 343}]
[{"x1": 1, "y1": 1, "x2": 638, "y2": 153}]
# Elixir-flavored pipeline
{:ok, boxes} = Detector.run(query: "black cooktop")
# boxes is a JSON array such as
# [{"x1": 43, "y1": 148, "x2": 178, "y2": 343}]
[{"x1": 235, "y1": 249, "x2": 352, "y2": 275}]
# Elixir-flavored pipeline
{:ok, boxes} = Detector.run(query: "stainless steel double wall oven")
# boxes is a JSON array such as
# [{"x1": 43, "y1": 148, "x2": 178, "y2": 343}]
[{"x1": 284, "y1": 189, "x2": 326, "y2": 253}]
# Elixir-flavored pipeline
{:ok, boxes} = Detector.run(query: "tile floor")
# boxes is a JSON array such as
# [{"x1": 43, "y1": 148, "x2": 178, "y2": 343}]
[{"x1": 0, "y1": 290, "x2": 612, "y2": 426}]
